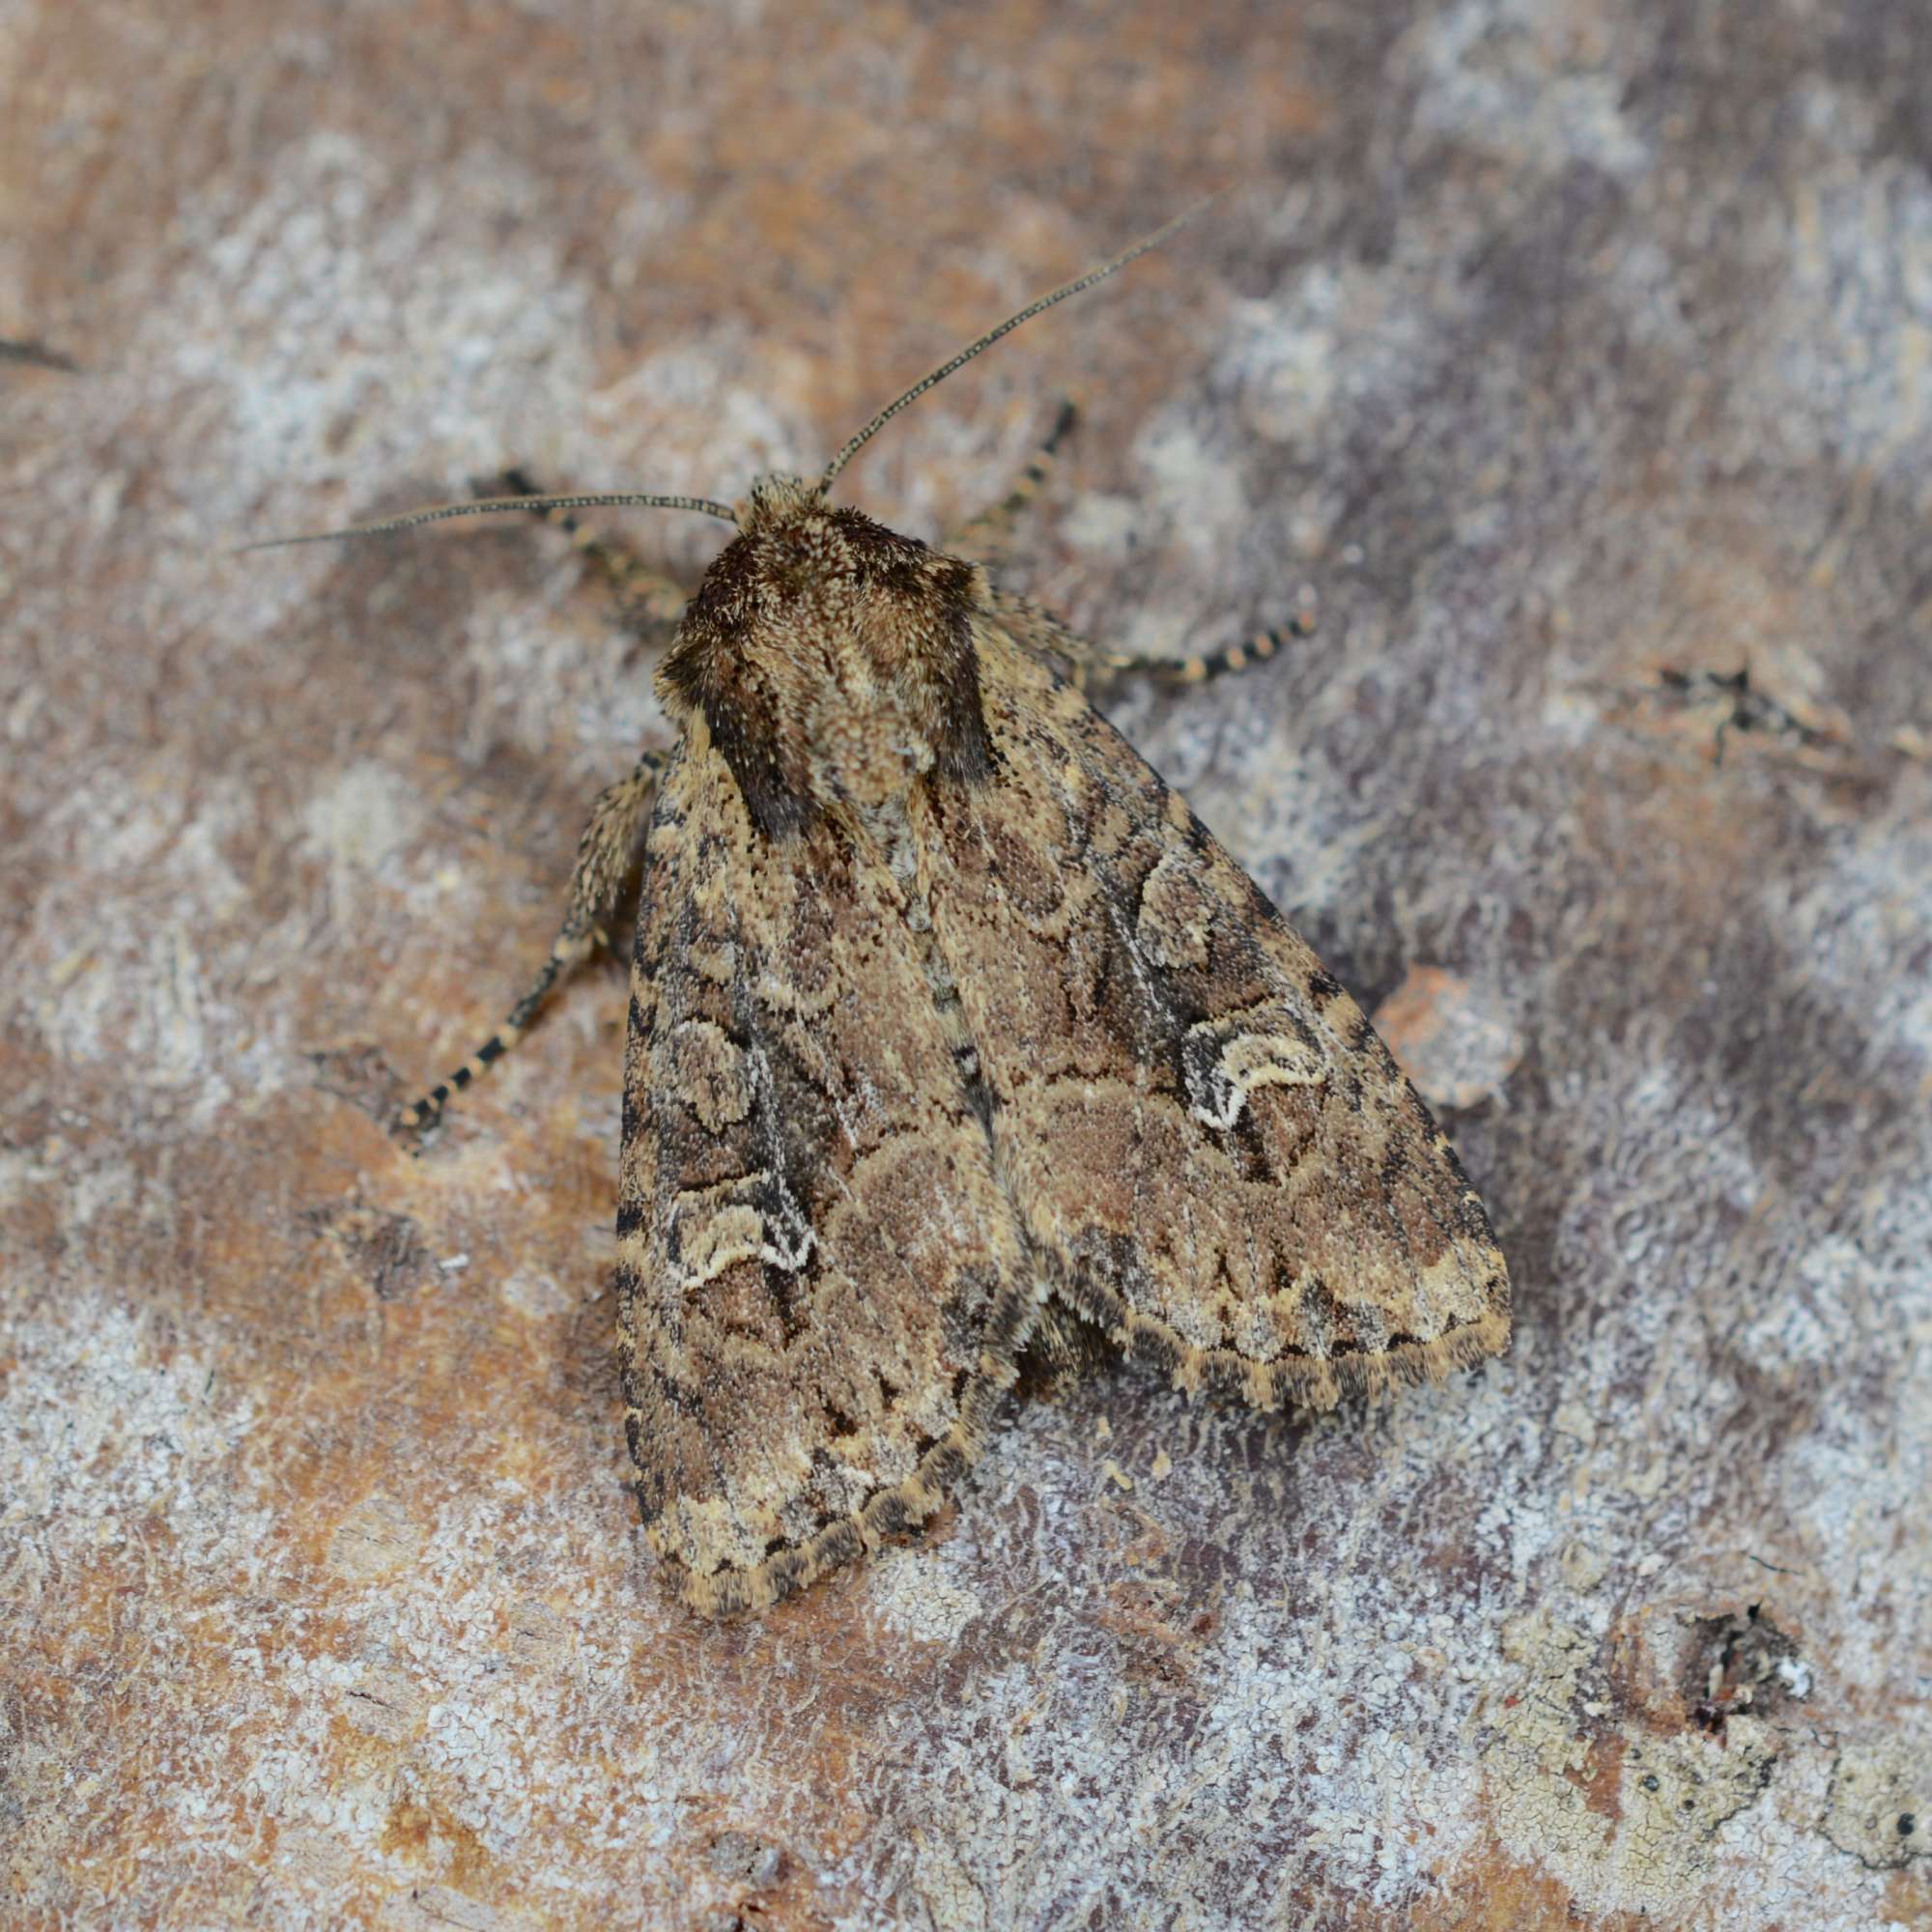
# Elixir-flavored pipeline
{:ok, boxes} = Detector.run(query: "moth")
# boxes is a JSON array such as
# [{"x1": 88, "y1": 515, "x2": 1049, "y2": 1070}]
[{"x1": 260, "y1": 209, "x2": 1511, "y2": 1615}]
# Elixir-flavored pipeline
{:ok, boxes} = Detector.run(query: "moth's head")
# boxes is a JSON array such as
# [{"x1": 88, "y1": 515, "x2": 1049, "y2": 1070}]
[
  {"x1": 656, "y1": 481, "x2": 992, "y2": 840},
  {"x1": 734, "y1": 472, "x2": 817, "y2": 532}
]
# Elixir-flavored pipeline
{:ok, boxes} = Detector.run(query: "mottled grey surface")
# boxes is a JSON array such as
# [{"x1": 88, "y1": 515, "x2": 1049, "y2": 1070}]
[{"x1": 3, "y1": 2, "x2": 1929, "y2": 1928}]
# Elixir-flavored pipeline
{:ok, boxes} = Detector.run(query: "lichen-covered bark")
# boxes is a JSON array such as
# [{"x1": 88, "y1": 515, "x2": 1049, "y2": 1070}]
[{"x1": 3, "y1": 2, "x2": 1928, "y2": 1928}]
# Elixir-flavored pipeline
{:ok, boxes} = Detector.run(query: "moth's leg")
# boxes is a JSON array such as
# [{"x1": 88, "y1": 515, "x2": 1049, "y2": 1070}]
[
  {"x1": 1657, "y1": 665, "x2": 1828, "y2": 767},
  {"x1": 398, "y1": 749, "x2": 668, "y2": 1134},
  {"x1": 492, "y1": 468, "x2": 687, "y2": 625},
  {"x1": 991, "y1": 587, "x2": 1318, "y2": 692},
  {"x1": 945, "y1": 399, "x2": 1078, "y2": 563}
]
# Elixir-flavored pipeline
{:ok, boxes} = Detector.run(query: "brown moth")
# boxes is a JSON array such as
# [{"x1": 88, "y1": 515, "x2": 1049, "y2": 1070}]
[{"x1": 258, "y1": 209, "x2": 1511, "y2": 1615}]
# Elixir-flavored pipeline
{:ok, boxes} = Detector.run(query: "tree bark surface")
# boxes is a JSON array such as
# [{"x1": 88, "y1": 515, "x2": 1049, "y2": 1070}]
[{"x1": 3, "y1": 4, "x2": 1928, "y2": 1927}]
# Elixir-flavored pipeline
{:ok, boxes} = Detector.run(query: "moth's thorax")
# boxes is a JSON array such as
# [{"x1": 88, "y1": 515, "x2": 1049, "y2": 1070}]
[{"x1": 657, "y1": 483, "x2": 993, "y2": 838}]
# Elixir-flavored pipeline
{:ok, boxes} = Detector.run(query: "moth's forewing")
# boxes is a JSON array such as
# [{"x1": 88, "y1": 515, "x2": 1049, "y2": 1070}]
[
  {"x1": 918, "y1": 624, "x2": 1511, "y2": 1410},
  {"x1": 617, "y1": 721, "x2": 1038, "y2": 1615}
]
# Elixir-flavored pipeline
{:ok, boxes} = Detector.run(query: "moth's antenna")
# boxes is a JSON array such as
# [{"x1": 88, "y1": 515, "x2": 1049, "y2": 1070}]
[
  {"x1": 817, "y1": 194, "x2": 1219, "y2": 497},
  {"x1": 237, "y1": 490, "x2": 740, "y2": 554}
]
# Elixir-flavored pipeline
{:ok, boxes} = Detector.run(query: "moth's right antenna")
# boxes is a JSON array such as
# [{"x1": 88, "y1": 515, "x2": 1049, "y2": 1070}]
[
  {"x1": 817, "y1": 194, "x2": 1220, "y2": 496},
  {"x1": 237, "y1": 490, "x2": 740, "y2": 554}
]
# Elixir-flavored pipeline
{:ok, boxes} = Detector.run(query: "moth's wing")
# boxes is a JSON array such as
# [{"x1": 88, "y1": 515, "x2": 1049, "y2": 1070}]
[
  {"x1": 918, "y1": 624, "x2": 1510, "y2": 1411},
  {"x1": 618, "y1": 721, "x2": 1038, "y2": 1615}
]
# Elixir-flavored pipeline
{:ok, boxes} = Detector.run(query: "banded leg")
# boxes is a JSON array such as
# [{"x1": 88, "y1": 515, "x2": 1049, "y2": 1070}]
[
  {"x1": 398, "y1": 750, "x2": 668, "y2": 1133},
  {"x1": 945, "y1": 399, "x2": 1079, "y2": 563},
  {"x1": 1657, "y1": 666, "x2": 1828, "y2": 766},
  {"x1": 992, "y1": 586, "x2": 1317, "y2": 691},
  {"x1": 496, "y1": 469, "x2": 688, "y2": 625}
]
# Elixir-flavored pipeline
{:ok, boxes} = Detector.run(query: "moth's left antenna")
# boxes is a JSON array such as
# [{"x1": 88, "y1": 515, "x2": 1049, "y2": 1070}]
[
  {"x1": 817, "y1": 194, "x2": 1219, "y2": 496},
  {"x1": 237, "y1": 489, "x2": 740, "y2": 554}
]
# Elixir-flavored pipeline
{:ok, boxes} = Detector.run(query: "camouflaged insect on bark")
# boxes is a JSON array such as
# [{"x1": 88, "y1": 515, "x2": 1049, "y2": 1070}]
[{"x1": 619, "y1": 480, "x2": 1509, "y2": 1616}]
